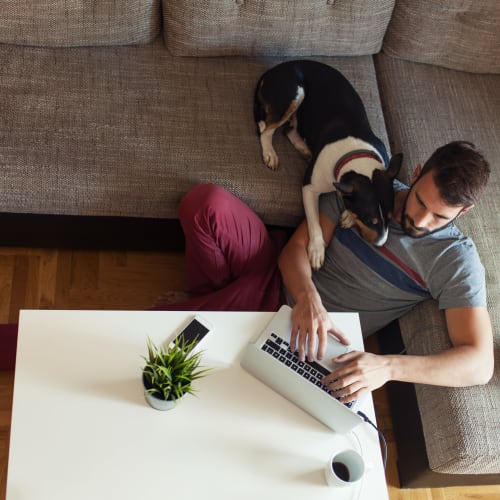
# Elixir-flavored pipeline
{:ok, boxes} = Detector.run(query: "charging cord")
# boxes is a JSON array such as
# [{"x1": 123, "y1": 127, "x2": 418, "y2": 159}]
[
  {"x1": 344, "y1": 411, "x2": 387, "y2": 500},
  {"x1": 356, "y1": 410, "x2": 388, "y2": 470}
]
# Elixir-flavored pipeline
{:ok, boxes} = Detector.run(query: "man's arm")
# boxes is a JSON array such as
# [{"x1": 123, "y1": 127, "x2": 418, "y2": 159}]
[
  {"x1": 278, "y1": 213, "x2": 350, "y2": 362},
  {"x1": 323, "y1": 306, "x2": 494, "y2": 403}
]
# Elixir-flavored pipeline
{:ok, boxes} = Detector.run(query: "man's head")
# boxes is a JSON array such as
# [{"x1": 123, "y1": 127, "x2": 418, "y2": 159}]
[{"x1": 402, "y1": 141, "x2": 490, "y2": 238}]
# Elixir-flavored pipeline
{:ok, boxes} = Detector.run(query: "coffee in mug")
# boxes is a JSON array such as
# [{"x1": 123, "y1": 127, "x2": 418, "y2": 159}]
[{"x1": 324, "y1": 449, "x2": 365, "y2": 487}]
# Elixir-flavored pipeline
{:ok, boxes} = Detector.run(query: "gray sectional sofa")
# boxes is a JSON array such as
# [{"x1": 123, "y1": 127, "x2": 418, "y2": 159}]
[{"x1": 0, "y1": 0, "x2": 498, "y2": 489}]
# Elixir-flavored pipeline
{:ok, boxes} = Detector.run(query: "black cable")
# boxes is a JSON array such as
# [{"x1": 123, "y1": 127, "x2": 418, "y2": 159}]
[{"x1": 357, "y1": 410, "x2": 388, "y2": 470}]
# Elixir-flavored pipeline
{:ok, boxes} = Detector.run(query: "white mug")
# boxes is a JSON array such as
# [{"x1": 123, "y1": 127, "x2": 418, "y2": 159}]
[{"x1": 324, "y1": 449, "x2": 366, "y2": 487}]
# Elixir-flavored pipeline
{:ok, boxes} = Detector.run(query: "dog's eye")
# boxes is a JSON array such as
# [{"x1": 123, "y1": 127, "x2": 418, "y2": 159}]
[{"x1": 372, "y1": 218, "x2": 379, "y2": 225}]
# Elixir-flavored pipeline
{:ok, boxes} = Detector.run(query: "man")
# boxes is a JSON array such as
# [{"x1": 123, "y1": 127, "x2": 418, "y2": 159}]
[
  {"x1": 155, "y1": 141, "x2": 493, "y2": 401},
  {"x1": 279, "y1": 140, "x2": 493, "y2": 403}
]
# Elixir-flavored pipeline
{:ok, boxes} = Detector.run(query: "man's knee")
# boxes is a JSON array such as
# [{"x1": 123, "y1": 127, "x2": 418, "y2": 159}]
[{"x1": 179, "y1": 183, "x2": 232, "y2": 223}]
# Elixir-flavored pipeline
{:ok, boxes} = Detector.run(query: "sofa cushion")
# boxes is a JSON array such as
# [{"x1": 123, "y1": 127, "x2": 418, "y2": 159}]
[
  {"x1": 375, "y1": 52, "x2": 500, "y2": 474},
  {"x1": 163, "y1": 0, "x2": 395, "y2": 57},
  {"x1": 382, "y1": 0, "x2": 500, "y2": 74},
  {"x1": 0, "y1": 0, "x2": 161, "y2": 47},
  {"x1": 0, "y1": 40, "x2": 390, "y2": 228}
]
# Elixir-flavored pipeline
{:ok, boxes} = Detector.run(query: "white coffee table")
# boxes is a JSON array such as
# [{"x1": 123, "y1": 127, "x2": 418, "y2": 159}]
[{"x1": 7, "y1": 310, "x2": 388, "y2": 500}]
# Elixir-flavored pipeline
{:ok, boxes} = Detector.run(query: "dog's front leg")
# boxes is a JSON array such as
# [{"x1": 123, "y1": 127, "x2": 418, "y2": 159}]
[
  {"x1": 258, "y1": 125, "x2": 279, "y2": 170},
  {"x1": 286, "y1": 114, "x2": 312, "y2": 161},
  {"x1": 302, "y1": 184, "x2": 325, "y2": 270}
]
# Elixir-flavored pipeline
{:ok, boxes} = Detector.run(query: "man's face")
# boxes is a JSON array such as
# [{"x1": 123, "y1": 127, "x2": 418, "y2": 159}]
[{"x1": 402, "y1": 171, "x2": 466, "y2": 238}]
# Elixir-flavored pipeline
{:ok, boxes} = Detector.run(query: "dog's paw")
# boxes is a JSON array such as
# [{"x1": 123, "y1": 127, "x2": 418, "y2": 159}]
[
  {"x1": 263, "y1": 150, "x2": 279, "y2": 170},
  {"x1": 340, "y1": 210, "x2": 356, "y2": 229},
  {"x1": 308, "y1": 239, "x2": 325, "y2": 270}
]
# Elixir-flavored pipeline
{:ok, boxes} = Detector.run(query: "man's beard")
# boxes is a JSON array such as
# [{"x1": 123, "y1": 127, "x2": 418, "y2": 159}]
[{"x1": 400, "y1": 193, "x2": 452, "y2": 238}]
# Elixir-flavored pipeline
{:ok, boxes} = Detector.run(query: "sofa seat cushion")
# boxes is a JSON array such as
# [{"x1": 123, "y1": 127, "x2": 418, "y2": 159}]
[
  {"x1": 375, "y1": 52, "x2": 500, "y2": 474},
  {"x1": 163, "y1": 0, "x2": 395, "y2": 57},
  {"x1": 0, "y1": 0, "x2": 161, "y2": 47},
  {"x1": 0, "y1": 40, "x2": 389, "y2": 228}
]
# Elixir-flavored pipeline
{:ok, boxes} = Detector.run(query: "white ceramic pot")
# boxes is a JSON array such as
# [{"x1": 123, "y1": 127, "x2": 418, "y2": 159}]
[
  {"x1": 142, "y1": 373, "x2": 182, "y2": 411},
  {"x1": 143, "y1": 390, "x2": 178, "y2": 411}
]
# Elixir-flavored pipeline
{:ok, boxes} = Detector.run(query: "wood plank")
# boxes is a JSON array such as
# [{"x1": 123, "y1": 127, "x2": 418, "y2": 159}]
[
  {"x1": 8, "y1": 256, "x2": 30, "y2": 323},
  {"x1": 37, "y1": 250, "x2": 58, "y2": 309},
  {"x1": 0, "y1": 257, "x2": 14, "y2": 324}
]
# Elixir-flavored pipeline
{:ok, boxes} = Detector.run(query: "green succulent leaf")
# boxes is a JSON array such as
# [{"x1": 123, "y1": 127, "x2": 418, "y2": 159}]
[{"x1": 142, "y1": 336, "x2": 211, "y2": 402}]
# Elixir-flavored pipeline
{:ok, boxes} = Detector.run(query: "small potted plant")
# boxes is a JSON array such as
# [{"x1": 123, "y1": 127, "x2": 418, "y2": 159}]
[{"x1": 142, "y1": 336, "x2": 210, "y2": 411}]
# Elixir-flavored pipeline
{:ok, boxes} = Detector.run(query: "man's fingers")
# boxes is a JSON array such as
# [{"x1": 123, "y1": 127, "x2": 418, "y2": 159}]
[
  {"x1": 321, "y1": 353, "x2": 362, "y2": 385},
  {"x1": 333, "y1": 350, "x2": 360, "y2": 363},
  {"x1": 338, "y1": 385, "x2": 368, "y2": 404},
  {"x1": 290, "y1": 318, "x2": 300, "y2": 352},
  {"x1": 298, "y1": 331, "x2": 307, "y2": 362},
  {"x1": 307, "y1": 330, "x2": 317, "y2": 362},
  {"x1": 322, "y1": 373, "x2": 366, "y2": 403},
  {"x1": 316, "y1": 324, "x2": 328, "y2": 360},
  {"x1": 328, "y1": 327, "x2": 351, "y2": 346}
]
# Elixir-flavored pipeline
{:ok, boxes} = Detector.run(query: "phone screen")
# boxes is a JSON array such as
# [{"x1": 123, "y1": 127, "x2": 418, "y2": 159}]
[{"x1": 176, "y1": 319, "x2": 210, "y2": 346}]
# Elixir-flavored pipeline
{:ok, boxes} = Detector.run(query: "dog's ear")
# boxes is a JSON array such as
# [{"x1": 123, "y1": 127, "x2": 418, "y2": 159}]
[
  {"x1": 386, "y1": 153, "x2": 403, "y2": 179},
  {"x1": 373, "y1": 154, "x2": 403, "y2": 218},
  {"x1": 333, "y1": 181, "x2": 354, "y2": 195}
]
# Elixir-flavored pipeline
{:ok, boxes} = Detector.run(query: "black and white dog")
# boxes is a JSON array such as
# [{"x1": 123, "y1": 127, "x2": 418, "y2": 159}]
[{"x1": 254, "y1": 60, "x2": 402, "y2": 269}]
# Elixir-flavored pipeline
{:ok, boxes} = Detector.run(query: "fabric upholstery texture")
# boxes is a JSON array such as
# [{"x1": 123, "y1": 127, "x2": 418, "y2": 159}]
[
  {"x1": 163, "y1": 0, "x2": 395, "y2": 57},
  {"x1": 0, "y1": 42, "x2": 388, "y2": 228},
  {"x1": 376, "y1": 52, "x2": 500, "y2": 474},
  {"x1": 0, "y1": 0, "x2": 161, "y2": 47},
  {"x1": 382, "y1": 0, "x2": 500, "y2": 74}
]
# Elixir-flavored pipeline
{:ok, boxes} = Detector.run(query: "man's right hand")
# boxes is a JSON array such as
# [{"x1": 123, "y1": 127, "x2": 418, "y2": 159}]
[{"x1": 290, "y1": 292, "x2": 350, "y2": 362}]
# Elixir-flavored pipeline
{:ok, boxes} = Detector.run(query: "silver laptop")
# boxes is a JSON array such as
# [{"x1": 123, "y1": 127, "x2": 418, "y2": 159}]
[{"x1": 241, "y1": 305, "x2": 364, "y2": 434}]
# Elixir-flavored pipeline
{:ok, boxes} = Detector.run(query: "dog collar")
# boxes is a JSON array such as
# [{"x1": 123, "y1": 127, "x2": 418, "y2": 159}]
[{"x1": 334, "y1": 149, "x2": 384, "y2": 181}]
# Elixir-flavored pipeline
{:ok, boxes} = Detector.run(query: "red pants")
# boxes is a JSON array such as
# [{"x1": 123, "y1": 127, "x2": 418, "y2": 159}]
[{"x1": 153, "y1": 184, "x2": 286, "y2": 311}]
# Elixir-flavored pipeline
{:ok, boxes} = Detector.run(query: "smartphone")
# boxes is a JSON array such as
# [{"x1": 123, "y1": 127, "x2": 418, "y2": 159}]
[{"x1": 170, "y1": 315, "x2": 213, "y2": 353}]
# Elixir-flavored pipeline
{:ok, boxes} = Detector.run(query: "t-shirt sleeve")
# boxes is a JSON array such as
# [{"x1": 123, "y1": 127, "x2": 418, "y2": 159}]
[
  {"x1": 318, "y1": 192, "x2": 342, "y2": 225},
  {"x1": 429, "y1": 239, "x2": 487, "y2": 309},
  {"x1": 393, "y1": 178, "x2": 408, "y2": 192}
]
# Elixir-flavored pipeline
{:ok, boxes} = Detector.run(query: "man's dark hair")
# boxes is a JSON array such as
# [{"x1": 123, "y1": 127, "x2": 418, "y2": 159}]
[{"x1": 420, "y1": 141, "x2": 490, "y2": 207}]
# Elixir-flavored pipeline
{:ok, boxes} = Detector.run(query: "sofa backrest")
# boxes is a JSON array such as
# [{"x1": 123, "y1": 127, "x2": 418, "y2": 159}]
[
  {"x1": 163, "y1": 0, "x2": 395, "y2": 57},
  {"x1": 0, "y1": 0, "x2": 161, "y2": 47},
  {"x1": 383, "y1": 0, "x2": 500, "y2": 74}
]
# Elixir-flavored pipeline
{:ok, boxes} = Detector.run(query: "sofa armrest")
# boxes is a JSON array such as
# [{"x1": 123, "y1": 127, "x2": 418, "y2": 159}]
[{"x1": 398, "y1": 300, "x2": 500, "y2": 474}]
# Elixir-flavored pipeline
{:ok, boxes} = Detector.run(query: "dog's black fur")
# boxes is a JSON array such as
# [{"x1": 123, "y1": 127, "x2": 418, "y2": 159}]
[{"x1": 254, "y1": 60, "x2": 402, "y2": 269}]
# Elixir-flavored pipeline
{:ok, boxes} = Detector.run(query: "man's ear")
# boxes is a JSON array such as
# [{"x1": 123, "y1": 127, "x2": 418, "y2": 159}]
[
  {"x1": 411, "y1": 163, "x2": 422, "y2": 184},
  {"x1": 459, "y1": 204, "x2": 474, "y2": 216}
]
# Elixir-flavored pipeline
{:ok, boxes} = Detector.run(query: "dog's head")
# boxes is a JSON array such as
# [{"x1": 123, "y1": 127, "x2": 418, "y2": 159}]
[{"x1": 334, "y1": 153, "x2": 403, "y2": 246}]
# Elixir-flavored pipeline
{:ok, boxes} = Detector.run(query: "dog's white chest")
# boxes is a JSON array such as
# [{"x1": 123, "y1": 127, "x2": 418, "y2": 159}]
[{"x1": 309, "y1": 138, "x2": 384, "y2": 192}]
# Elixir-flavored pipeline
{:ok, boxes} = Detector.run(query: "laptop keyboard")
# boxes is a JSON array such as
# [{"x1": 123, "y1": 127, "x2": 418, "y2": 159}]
[{"x1": 261, "y1": 332, "x2": 353, "y2": 408}]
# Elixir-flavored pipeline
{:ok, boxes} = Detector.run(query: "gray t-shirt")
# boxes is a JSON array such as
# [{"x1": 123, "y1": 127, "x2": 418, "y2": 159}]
[{"x1": 287, "y1": 184, "x2": 486, "y2": 337}]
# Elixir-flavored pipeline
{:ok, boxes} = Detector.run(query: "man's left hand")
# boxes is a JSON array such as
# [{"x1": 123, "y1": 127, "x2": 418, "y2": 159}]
[{"x1": 321, "y1": 351, "x2": 392, "y2": 403}]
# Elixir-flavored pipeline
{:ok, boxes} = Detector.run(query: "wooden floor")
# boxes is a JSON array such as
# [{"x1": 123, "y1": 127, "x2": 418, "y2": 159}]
[{"x1": 0, "y1": 247, "x2": 498, "y2": 499}]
